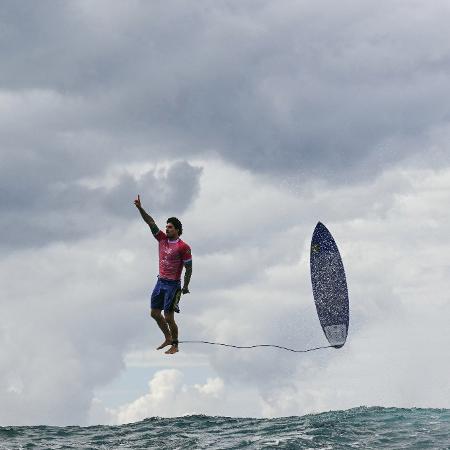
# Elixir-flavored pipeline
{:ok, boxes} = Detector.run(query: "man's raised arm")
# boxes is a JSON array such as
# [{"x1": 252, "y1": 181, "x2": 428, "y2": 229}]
[{"x1": 134, "y1": 195, "x2": 159, "y2": 234}]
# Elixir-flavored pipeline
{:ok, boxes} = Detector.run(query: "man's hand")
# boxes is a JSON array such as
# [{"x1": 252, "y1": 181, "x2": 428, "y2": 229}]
[
  {"x1": 182, "y1": 287, "x2": 190, "y2": 295},
  {"x1": 134, "y1": 194, "x2": 142, "y2": 209}
]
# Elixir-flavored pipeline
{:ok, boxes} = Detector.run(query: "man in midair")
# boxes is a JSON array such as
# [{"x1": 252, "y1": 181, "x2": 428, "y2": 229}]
[{"x1": 134, "y1": 194, "x2": 192, "y2": 355}]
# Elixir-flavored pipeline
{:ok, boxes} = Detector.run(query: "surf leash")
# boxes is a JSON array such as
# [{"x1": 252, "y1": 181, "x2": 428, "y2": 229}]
[{"x1": 177, "y1": 340, "x2": 334, "y2": 353}]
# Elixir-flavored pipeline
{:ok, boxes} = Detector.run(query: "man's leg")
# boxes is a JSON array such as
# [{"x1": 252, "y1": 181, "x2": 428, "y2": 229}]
[
  {"x1": 164, "y1": 310, "x2": 179, "y2": 354},
  {"x1": 150, "y1": 308, "x2": 172, "y2": 350}
]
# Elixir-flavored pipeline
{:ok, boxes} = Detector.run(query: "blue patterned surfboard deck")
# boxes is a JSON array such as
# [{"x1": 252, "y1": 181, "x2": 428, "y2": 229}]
[{"x1": 310, "y1": 222, "x2": 349, "y2": 348}]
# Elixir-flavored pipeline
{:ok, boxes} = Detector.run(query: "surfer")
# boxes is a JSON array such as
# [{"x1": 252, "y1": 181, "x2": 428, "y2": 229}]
[{"x1": 134, "y1": 195, "x2": 192, "y2": 355}]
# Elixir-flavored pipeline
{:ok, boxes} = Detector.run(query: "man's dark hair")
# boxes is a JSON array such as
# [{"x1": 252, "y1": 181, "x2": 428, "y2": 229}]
[{"x1": 167, "y1": 217, "x2": 183, "y2": 236}]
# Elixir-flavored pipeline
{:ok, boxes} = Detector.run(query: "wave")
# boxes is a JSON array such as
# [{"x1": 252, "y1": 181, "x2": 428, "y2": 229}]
[{"x1": 1, "y1": 406, "x2": 449, "y2": 449}]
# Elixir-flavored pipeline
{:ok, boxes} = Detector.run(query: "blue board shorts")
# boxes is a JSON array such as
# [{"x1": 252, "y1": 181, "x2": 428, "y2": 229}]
[{"x1": 150, "y1": 277, "x2": 182, "y2": 313}]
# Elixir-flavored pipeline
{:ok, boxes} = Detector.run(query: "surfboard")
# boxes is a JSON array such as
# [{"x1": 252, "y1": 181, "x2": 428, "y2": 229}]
[{"x1": 310, "y1": 222, "x2": 349, "y2": 348}]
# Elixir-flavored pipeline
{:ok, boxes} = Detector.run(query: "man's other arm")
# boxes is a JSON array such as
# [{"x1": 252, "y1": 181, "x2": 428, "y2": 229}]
[{"x1": 182, "y1": 260, "x2": 192, "y2": 294}]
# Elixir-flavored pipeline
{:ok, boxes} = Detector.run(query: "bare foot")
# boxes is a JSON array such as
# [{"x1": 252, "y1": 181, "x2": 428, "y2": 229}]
[
  {"x1": 165, "y1": 345, "x2": 179, "y2": 355},
  {"x1": 156, "y1": 339, "x2": 172, "y2": 350}
]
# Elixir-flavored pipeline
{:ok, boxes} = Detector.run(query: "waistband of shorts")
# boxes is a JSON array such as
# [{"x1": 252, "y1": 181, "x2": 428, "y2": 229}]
[{"x1": 157, "y1": 276, "x2": 181, "y2": 284}]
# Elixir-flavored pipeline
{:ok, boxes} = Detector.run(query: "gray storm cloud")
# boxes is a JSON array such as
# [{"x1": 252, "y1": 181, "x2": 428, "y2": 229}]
[
  {"x1": 0, "y1": 160, "x2": 202, "y2": 249},
  {"x1": 2, "y1": 1, "x2": 450, "y2": 185}
]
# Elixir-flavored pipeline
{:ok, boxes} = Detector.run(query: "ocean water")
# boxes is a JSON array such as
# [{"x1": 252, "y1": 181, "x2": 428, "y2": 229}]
[{"x1": 0, "y1": 407, "x2": 449, "y2": 449}]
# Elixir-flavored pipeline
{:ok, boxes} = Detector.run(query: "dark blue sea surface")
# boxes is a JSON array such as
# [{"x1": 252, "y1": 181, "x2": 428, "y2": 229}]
[{"x1": 0, "y1": 407, "x2": 449, "y2": 449}]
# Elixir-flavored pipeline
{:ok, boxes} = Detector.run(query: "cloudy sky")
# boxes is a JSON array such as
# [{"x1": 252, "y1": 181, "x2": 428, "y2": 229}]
[{"x1": 1, "y1": 0, "x2": 449, "y2": 426}]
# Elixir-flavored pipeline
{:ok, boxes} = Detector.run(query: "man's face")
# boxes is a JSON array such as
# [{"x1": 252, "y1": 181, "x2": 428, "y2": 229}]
[{"x1": 166, "y1": 223, "x2": 179, "y2": 239}]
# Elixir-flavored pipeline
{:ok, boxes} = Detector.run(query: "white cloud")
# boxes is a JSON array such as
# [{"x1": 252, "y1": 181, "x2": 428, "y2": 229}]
[
  {"x1": 194, "y1": 377, "x2": 224, "y2": 398},
  {"x1": 103, "y1": 369, "x2": 255, "y2": 425}
]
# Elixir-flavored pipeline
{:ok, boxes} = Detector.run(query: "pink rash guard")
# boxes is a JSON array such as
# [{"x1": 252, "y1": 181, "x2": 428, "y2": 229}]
[{"x1": 154, "y1": 230, "x2": 192, "y2": 281}]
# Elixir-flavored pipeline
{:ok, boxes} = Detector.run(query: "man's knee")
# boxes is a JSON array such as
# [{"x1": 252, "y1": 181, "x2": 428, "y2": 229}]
[
  {"x1": 164, "y1": 311, "x2": 175, "y2": 323},
  {"x1": 151, "y1": 309, "x2": 162, "y2": 320}
]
